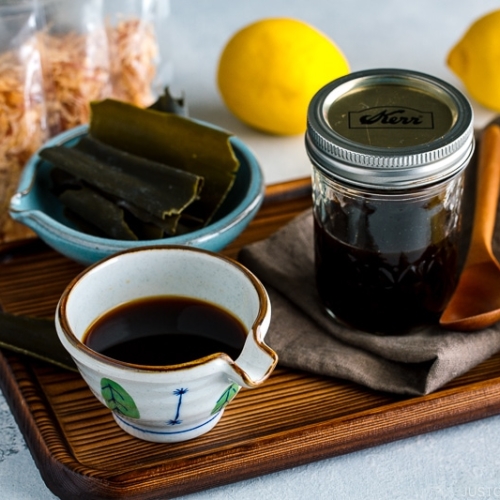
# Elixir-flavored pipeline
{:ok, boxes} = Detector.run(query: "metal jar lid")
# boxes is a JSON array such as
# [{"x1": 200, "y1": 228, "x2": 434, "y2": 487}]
[{"x1": 306, "y1": 68, "x2": 474, "y2": 189}]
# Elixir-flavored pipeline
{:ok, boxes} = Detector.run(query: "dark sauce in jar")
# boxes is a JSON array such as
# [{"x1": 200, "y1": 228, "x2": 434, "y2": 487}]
[
  {"x1": 314, "y1": 216, "x2": 460, "y2": 334},
  {"x1": 306, "y1": 69, "x2": 474, "y2": 334}
]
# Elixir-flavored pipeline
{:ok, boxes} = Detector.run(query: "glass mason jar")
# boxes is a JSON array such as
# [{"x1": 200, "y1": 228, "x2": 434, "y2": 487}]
[{"x1": 306, "y1": 69, "x2": 475, "y2": 334}]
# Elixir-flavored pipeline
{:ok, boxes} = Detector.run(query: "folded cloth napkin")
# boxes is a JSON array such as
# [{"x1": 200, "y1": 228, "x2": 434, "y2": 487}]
[{"x1": 239, "y1": 210, "x2": 500, "y2": 396}]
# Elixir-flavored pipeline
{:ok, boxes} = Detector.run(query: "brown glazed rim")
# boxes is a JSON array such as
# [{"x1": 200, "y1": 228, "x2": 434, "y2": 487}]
[{"x1": 57, "y1": 245, "x2": 277, "y2": 378}]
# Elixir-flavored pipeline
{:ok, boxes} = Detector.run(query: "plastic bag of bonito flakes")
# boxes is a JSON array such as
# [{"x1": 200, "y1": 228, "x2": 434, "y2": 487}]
[{"x1": 0, "y1": 0, "x2": 171, "y2": 242}]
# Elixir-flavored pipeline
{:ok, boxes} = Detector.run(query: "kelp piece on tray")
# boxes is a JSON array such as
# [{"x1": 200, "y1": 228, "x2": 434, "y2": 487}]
[
  {"x1": 89, "y1": 99, "x2": 240, "y2": 223},
  {"x1": 39, "y1": 144, "x2": 203, "y2": 220},
  {"x1": 0, "y1": 312, "x2": 77, "y2": 372}
]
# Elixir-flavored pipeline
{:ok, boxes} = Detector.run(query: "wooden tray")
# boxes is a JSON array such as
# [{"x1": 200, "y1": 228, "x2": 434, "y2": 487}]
[{"x1": 1, "y1": 178, "x2": 500, "y2": 500}]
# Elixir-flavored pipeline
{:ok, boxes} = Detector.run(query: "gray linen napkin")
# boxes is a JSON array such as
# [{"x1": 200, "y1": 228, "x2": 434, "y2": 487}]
[{"x1": 239, "y1": 210, "x2": 500, "y2": 396}]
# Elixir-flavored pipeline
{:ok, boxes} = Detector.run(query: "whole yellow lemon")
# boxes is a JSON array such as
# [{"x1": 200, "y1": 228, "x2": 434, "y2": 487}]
[
  {"x1": 217, "y1": 18, "x2": 350, "y2": 136},
  {"x1": 447, "y1": 9, "x2": 500, "y2": 111}
]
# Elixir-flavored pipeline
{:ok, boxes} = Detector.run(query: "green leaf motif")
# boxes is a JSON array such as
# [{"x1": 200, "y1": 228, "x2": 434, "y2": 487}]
[
  {"x1": 100, "y1": 378, "x2": 140, "y2": 419},
  {"x1": 211, "y1": 383, "x2": 240, "y2": 415}
]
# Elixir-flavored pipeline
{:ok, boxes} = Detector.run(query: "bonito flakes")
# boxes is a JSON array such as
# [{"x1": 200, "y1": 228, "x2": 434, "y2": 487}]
[
  {"x1": 0, "y1": 36, "x2": 47, "y2": 242},
  {"x1": 1, "y1": 13, "x2": 161, "y2": 243}
]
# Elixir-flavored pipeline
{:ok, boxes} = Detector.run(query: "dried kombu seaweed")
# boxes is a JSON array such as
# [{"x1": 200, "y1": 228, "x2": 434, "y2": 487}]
[
  {"x1": 148, "y1": 86, "x2": 188, "y2": 116},
  {"x1": 59, "y1": 186, "x2": 138, "y2": 240},
  {"x1": 40, "y1": 96, "x2": 240, "y2": 240},
  {"x1": 89, "y1": 99, "x2": 240, "y2": 223},
  {"x1": 41, "y1": 144, "x2": 203, "y2": 219}
]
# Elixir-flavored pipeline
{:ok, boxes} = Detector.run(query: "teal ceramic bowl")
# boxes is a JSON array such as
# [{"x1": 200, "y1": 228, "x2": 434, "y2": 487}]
[{"x1": 9, "y1": 125, "x2": 264, "y2": 265}]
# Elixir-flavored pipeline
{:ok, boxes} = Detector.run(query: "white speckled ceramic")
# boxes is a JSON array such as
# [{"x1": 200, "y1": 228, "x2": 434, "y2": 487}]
[
  {"x1": 55, "y1": 245, "x2": 277, "y2": 443},
  {"x1": 9, "y1": 124, "x2": 264, "y2": 265}
]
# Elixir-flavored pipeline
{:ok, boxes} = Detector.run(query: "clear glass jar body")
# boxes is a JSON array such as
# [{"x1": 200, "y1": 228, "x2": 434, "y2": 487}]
[{"x1": 312, "y1": 167, "x2": 467, "y2": 334}]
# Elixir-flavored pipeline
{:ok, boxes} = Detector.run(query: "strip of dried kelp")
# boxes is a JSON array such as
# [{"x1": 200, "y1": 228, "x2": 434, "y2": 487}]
[
  {"x1": 74, "y1": 136, "x2": 204, "y2": 205},
  {"x1": 89, "y1": 99, "x2": 240, "y2": 224},
  {"x1": 173, "y1": 213, "x2": 207, "y2": 235},
  {"x1": 116, "y1": 200, "x2": 181, "y2": 237},
  {"x1": 51, "y1": 174, "x2": 183, "y2": 241},
  {"x1": 59, "y1": 187, "x2": 138, "y2": 240},
  {"x1": 0, "y1": 312, "x2": 77, "y2": 372},
  {"x1": 148, "y1": 86, "x2": 188, "y2": 116},
  {"x1": 50, "y1": 166, "x2": 81, "y2": 195},
  {"x1": 63, "y1": 208, "x2": 111, "y2": 238},
  {"x1": 40, "y1": 146, "x2": 202, "y2": 220}
]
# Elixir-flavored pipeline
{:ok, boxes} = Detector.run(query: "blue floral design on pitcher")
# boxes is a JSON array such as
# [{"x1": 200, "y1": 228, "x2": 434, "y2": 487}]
[{"x1": 167, "y1": 388, "x2": 188, "y2": 425}]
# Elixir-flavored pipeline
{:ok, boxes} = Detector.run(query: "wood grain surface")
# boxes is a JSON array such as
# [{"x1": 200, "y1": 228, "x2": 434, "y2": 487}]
[{"x1": 1, "y1": 178, "x2": 500, "y2": 500}]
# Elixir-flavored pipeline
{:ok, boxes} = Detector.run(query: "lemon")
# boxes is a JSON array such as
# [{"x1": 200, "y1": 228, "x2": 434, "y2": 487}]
[
  {"x1": 447, "y1": 9, "x2": 500, "y2": 111},
  {"x1": 217, "y1": 18, "x2": 350, "y2": 136}
]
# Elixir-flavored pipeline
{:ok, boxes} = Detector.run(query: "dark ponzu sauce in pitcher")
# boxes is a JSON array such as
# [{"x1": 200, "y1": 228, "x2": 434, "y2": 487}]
[{"x1": 83, "y1": 296, "x2": 247, "y2": 365}]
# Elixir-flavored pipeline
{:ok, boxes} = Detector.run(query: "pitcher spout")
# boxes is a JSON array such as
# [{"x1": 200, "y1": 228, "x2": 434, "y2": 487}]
[{"x1": 226, "y1": 325, "x2": 278, "y2": 388}]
